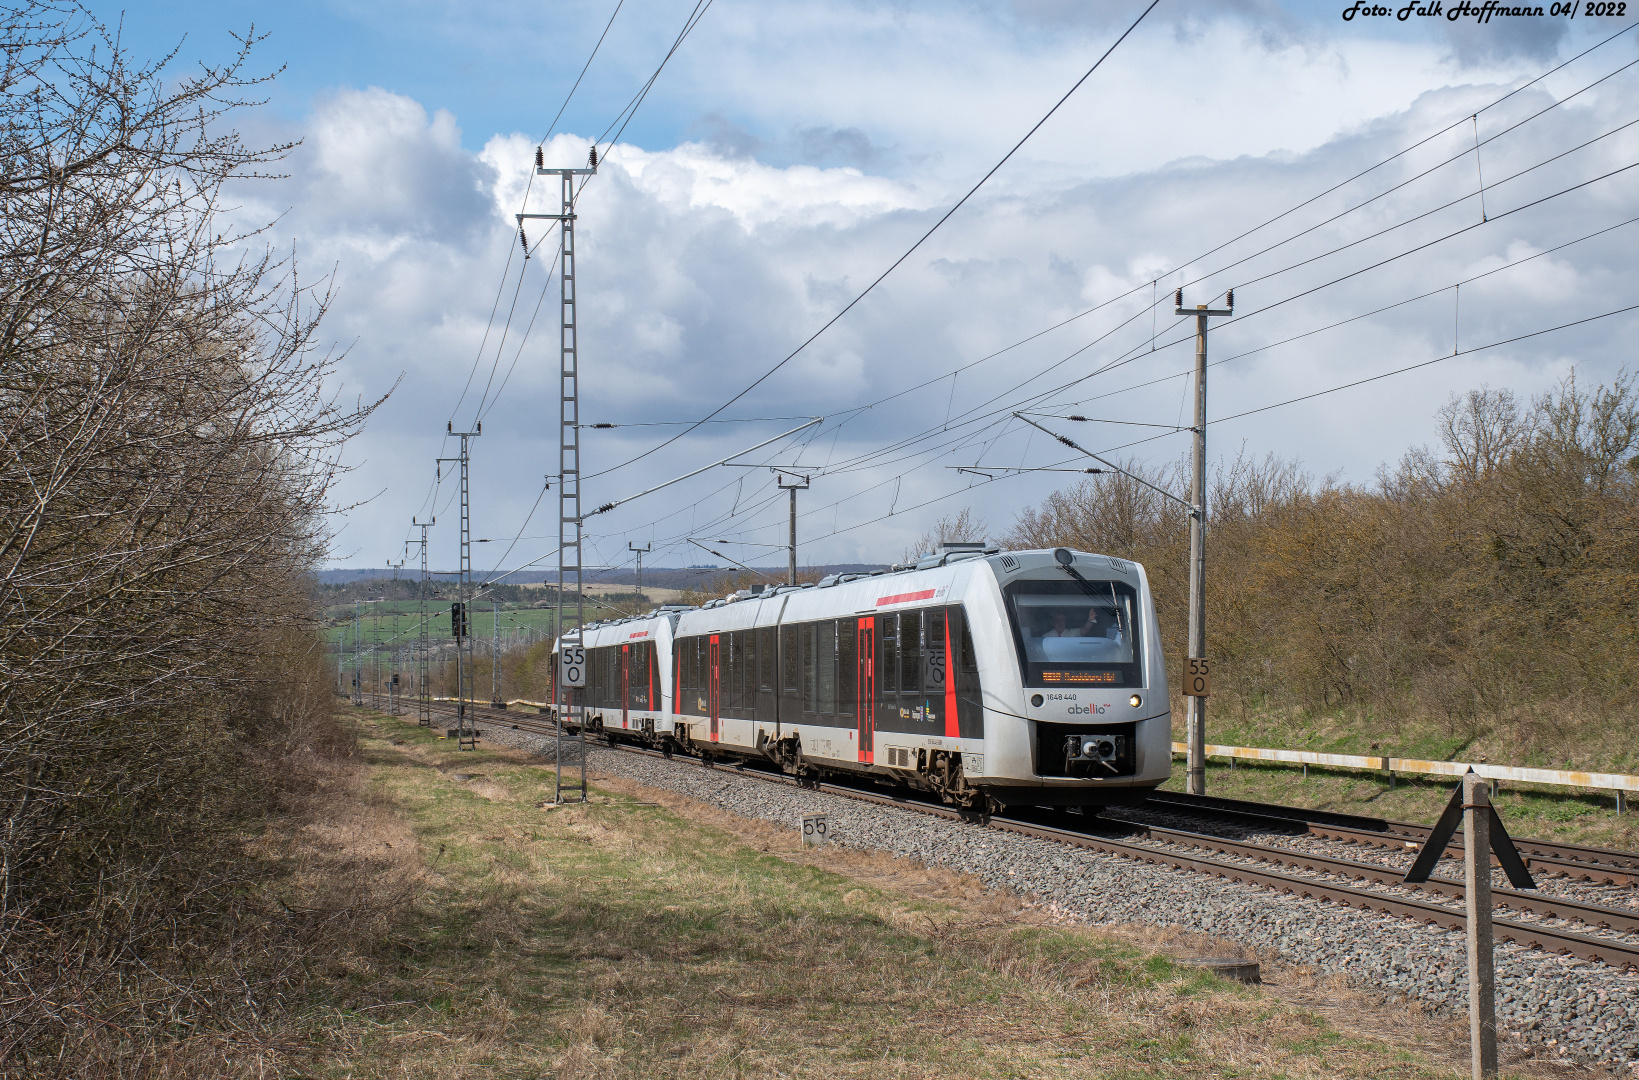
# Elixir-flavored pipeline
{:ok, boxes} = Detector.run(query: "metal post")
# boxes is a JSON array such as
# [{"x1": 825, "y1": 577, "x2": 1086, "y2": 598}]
[
  {"x1": 439, "y1": 428, "x2": 480, "y2": 749},
  {"x1": 352, "y1": 600, "x2": 362, "y2": 704},
  {"x1": 412, "y1": 518, "x2": 433, "y2": 726},
  {"x1": 629, "y1": 541, "x2": 651, "y2": 609},
  {"x1": 392, "y1": 609, "x2": 402, "y2": 714},
  {"x1": 777, "y1": 472, "x2": 809, "y2": 586},
  {"x1": 491, "y1": 598, "x2": 501, "y2": 706},
  {"x1": 1175, "y1": 291, "x2": 1232, "y2": 796},
  {"x1": 524, "y1": 146, "x2": 598, "y2": 804}
]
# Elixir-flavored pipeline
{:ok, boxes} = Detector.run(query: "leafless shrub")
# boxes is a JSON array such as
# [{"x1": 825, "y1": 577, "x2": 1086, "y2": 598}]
[
  {"x1": 1005, "y1": 375, "x2": 1639, "y2": 739},
  {"x1": 0, "y1": 4, "x2": 384, "y2": 1074}
]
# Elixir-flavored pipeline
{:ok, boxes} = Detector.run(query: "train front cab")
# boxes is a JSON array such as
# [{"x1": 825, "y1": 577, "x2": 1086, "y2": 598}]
[{"x1": 975, "y1": 548, "x2": 1171, "y2": 810}]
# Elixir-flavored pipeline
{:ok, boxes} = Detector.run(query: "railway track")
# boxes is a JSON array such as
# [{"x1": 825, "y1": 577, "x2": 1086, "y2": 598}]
[
  {"x1": 1151, "y1": 790, "x2": 1639, "y2": 885},
  {"x1": 402, "y1": 699, "x2": 1639, "y2": 968}
]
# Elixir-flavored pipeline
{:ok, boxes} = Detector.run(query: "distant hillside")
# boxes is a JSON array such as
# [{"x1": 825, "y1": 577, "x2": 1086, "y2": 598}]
[{"x1": 316, "y1": 564, "x2": 889, "y2": 588}]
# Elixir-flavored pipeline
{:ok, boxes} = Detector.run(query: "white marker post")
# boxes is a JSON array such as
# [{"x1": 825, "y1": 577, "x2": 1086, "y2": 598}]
[
  {"x1": 1465, "y1": 771, "x2": 1498, "y2": 1080},
  {"x1": 801, "y1": 814, "x2": 829, "y2": 849}
]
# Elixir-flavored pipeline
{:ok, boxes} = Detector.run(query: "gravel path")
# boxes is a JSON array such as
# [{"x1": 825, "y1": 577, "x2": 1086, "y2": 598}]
[{"x1": 475, "y1": 721, "x2": 1636, "y2": 1070}]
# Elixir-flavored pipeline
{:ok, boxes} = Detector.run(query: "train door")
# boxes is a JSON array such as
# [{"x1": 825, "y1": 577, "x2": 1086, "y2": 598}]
[
  {"x1": 708, "y1": 634, "x2": 721, "y2": 742},
  {"x1": 648, "y1": 643, "x2": 658, "y2": 721},
  {"x1": 856, "y1": 616, "x2": 875, "y2": 763},
  {"x1": 620, "y1": 644, "x2": 630, "y2": 729}
]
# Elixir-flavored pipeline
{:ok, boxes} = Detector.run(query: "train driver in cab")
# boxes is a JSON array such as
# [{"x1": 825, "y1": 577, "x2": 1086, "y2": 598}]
[{"x1": 1043, "y1": 607, "x2": 1103, "y2": 638}]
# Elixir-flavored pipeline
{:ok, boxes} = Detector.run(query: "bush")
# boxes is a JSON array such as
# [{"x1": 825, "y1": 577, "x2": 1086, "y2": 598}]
[{"x1": 0, "y1": 5, "x2": 381, "y2": 1073}]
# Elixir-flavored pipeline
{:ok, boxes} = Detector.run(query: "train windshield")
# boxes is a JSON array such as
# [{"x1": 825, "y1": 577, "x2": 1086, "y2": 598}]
[{"x1": 1004, "y1": 578, "x2": 1142, "y2": 688}]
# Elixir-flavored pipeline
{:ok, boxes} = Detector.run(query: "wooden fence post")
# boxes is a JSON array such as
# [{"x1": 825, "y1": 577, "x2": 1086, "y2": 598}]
[{"x1": 1465, "y1": 771, "x2": 1498, "y2": 1080}]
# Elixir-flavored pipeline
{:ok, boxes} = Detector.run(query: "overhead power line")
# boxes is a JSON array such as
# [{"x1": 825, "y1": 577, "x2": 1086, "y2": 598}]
[{"x1": 581, "y1": 0, "x2": 1163, "y2": 483}]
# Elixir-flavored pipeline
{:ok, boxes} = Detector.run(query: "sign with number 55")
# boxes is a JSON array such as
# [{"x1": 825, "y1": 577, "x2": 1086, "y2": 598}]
[
  {"x1": 560, "y1": 642, "x2": 586, "y2": 687},
  {"x1": 1183, "y1": 657, "x2": 1210, "y2": 698}
]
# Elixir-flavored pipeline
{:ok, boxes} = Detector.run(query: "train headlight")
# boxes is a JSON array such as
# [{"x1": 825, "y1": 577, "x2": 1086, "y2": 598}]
[
  {"x1": 1030, "y1": 694, "x2": 1044, "y2": 707},
  {"x1": 1129, "y1": 694, "x2": 1142, "y2": 708}
]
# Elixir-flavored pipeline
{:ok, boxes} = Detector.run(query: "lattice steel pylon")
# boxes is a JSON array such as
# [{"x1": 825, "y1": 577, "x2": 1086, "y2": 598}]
[
  {"x1": 410, "y1": 518, "x2": 434, "y2": 726},
  {"x1": 438, "y1": 427, "x2": 480, "y2": 750},
  {"x1": 520, "y1": 145, "x2": 597, "y2": 803},
  {"x1": 490, "y1": 599, "x2": 502, "y2": 707}
]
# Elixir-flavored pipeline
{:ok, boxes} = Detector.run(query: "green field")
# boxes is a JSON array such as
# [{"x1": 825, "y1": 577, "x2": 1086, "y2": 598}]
[{"x1": 321, "y1": 604, "x2": 565, "y2": 649}]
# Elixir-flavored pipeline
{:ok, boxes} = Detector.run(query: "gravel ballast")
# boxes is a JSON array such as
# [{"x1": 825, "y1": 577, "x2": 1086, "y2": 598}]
[{"x1": 474, "y1": 721, "x2": 1637, "y2": 1070}]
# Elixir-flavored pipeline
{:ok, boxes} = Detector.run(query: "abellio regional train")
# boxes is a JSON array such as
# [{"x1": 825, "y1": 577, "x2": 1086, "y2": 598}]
[{"x1": 549, "y1": 545, "x2": 1170, "y2": 813}]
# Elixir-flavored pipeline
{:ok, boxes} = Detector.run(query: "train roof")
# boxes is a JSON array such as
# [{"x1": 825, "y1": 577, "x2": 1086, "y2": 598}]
[{"x1": 553, "y1": 546, "x2": 1143, "y2": 645}]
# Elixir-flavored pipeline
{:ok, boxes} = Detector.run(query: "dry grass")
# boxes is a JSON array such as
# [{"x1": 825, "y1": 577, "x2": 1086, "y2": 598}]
[{"x1": 280, "y1": 710, "x2": 1607, "y2": 1080}]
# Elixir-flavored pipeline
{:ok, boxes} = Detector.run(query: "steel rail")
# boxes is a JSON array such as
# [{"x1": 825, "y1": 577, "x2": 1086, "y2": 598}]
[
  {"x1": 1150, "y1": 790, "x2": 1639, "y2": 879},
  {"x1": 1304, "y1": 823, "x2": 1639, "y2": 887},
  {"x1": 1131, "y1": 821, "x2": 1639, "y2": 936}
]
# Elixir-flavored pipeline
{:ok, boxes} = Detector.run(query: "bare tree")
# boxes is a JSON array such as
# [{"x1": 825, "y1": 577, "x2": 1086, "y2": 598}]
[{"x1": 905, "y1": 507, "x2": 989, "y2": 561}]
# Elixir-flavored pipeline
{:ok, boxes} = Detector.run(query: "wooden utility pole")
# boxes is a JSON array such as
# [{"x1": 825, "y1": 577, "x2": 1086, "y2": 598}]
[{"x1": 1174, "y1": 290, "x2": 1232, "y2": 796}]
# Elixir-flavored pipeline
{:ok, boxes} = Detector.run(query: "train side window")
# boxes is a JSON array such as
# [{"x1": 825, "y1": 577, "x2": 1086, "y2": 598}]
[
  {"x1": 879, "y1": 614, "x2": 898, "y2": 696},
  {"x1": 926, "y1": 610, "x2": 947, "y2": 691},
  {"x1": 837, "y1": 620, "x2": 856, "y2": 716},
  {"x1": 606, "y1": 648, "x2": 617, "y2": 709},
  {"x1": 701, "y1": 636, "x2": 712, "y2": 714},
  {"x1": 699, "y1": 636, "x2": 709, "y2": 713},
  {"x1": 781, "y1": 625, "x2": 798, "y2": 695},
  {"x1": 818, "y1": 620, "x2": 837, "y2": 716},
  {"x1": 900, "y1": 610, "x2": 921, "y2": 695},
  {"x1": 802, "y1": 622, "x2": 817, "y2": 714},
  {"x1": 684, "y1": 638, "x2": 698, "y2": 714},
  {"x1": 732, "y1": 631, "x2": 746, "y2": 711},
  {"x1": 726, "y1": 631, "x2": 738, "y2": 712},
  {"x1": 759, "y1": 627, "x2": 776, "y2": 689}
]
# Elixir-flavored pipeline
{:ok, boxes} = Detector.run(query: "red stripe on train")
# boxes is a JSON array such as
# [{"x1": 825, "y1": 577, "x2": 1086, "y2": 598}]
[{"x1": 876, "y1": 589, "x2": 935, "y2": 606}]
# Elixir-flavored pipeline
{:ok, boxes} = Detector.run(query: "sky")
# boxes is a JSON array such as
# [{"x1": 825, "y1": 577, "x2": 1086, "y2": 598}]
[{"x1": 83, "y1": 0, "x2": 1639, "y2": 576}]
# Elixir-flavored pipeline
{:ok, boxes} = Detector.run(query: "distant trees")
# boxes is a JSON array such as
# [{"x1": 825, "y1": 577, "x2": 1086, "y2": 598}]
[
  {"x1": 1004, "y1": 373, "x2": 1639, "y2": 747},
  {"x1": 905, "y1": 508, "x2": 990, "y2": 561},
  {"x1": 0, "y1": 3, "x2": 378, "y2": 1071}
]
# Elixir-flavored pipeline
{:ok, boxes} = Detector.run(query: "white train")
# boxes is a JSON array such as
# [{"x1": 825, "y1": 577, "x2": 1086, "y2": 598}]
[{"x1": 551, "y1": 545, "x2": 1170, "y2": 813}]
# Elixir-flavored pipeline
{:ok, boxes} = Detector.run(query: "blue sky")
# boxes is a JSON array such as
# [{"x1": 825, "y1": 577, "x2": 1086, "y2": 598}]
[{"x1": 79, "y1": 2, "x2": 1639, "y2": 573}]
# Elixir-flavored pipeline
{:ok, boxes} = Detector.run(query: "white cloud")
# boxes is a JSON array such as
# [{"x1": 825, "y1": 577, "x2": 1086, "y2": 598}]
[{"x1": 258, "y1": 20, "x2": 1639, "y2": 573}]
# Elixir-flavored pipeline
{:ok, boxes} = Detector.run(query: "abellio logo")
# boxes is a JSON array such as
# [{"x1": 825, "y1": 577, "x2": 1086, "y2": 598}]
[{"x1": 1066, "y1": 703, "x2": 1108, "y2": 716}]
